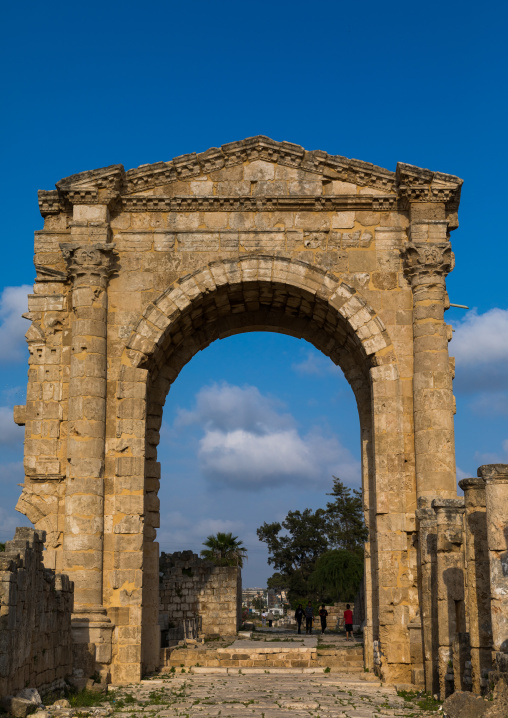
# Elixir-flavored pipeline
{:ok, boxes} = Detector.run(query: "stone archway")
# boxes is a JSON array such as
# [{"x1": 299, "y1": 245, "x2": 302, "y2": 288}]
[{"x1": 15, "y1": 136, "x2": 463, "y2": 686}]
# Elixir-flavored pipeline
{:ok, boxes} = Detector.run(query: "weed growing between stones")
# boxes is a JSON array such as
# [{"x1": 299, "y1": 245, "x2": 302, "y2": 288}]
[{"x1": 397, "y1": 689, "x2": 441, "y2": 711}]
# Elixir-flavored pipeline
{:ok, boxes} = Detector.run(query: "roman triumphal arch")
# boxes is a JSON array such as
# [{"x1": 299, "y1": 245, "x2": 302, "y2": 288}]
[{"x1": 14, "y1": 136, "x2": 463, "y2": 685}]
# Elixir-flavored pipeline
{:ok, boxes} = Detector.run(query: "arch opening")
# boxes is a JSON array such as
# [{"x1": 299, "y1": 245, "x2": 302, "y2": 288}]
[{"x1": 115, "y1": 257, "x2": 404, "y2": 679}]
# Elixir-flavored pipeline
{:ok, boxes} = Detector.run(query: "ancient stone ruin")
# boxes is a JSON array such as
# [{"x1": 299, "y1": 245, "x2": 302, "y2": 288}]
[
  {"x1": 1, "y1": 136, "x2": 506, "y2": 701},
  {"x1": 159, "y1": 550, "x2": 241, "y2": 643},
  {"x1": 0, "y1": 528, "x2": 74, "y2": 699}
]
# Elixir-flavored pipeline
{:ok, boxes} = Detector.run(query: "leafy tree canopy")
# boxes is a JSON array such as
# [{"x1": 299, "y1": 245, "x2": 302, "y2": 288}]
[
  {"x1": 257, "y1": 477, "x2": 366, "y2": 605},
  {"x1": 309, "y1": 549, "x2": 364, "y2": 603},
  {"x1": 200, "y1": 531, "x2": 247, "y2": 568}
]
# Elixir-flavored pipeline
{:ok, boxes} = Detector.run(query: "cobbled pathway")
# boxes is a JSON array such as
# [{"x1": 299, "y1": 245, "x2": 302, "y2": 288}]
[{"x1": 106, "y1": 673, "x2": 437, "y2": 717}]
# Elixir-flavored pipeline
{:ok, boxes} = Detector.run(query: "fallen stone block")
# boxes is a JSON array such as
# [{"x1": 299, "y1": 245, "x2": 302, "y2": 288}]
[{"x1": 442, "y1": 690, "x2": 487, "y2": 718}]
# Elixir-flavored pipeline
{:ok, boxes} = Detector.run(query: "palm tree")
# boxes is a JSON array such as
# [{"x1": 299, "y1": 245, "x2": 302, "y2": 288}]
[{"x1": 200, "y1": 532, "x2": 247, "y2": 568}]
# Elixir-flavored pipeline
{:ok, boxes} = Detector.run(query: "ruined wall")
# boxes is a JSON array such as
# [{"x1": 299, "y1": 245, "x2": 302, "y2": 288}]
[
  {"x1": 159, "y1": 551, "x2": 241, "y2": 637},
  {"x1": 0, "y1": 528, "x2": 74, "y2": 699}
]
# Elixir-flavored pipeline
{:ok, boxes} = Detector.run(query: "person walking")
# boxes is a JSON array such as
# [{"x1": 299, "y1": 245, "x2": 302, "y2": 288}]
[
  {"x1": 305, "y1": 601, "x2": 314, "y2": 634},
  {"x1": 295, "y1": 604, "x2": 304, "y2": 634},
  {"x1": 344, "y1": 604, "x2": 353, "y2": 641},
  {"x1": 319, "y1": 604, "x2": 328, "y2": 634}
]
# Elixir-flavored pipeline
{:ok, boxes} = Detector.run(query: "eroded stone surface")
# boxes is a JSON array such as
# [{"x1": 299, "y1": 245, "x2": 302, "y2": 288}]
[{"x1": 15, "y1": 136, "x2": 464, "y2": 685}]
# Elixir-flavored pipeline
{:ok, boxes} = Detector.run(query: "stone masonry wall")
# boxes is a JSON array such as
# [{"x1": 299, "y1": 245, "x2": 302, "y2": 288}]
[
  {"x1": 0, "y1": 527, "x2": 74, "y2": 699},
  {"x1": 159, "y1": 551, "x2": 241, "y2": 637}
]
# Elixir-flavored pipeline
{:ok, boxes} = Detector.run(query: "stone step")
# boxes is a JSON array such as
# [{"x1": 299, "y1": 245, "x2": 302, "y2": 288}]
[{"x1": 188, "y1": 666, "x2": 365, "y2": 675}]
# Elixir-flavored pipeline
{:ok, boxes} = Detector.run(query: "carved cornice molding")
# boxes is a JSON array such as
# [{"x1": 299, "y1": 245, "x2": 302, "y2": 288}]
[
  {"x1": 396, "y1": 162, "x2": 462, "y2": 209},
  {"x1": 60, "y1": 242, "x2": 117, "y2": 285},
  {"x1": 121, "y1": 194, "x2": 397, "y2": 213},
  {"x1": 38, "y1": 137, "x2": 463, "y2": 217},
  {"x1": 401, "y1": 242, "x2": 454, "y2": 287}
]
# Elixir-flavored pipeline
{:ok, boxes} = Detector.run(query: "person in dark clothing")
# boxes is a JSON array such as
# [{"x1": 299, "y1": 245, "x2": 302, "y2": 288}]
[
  {"x1": 304, "y1": 601, "x2": 314, "y2": 634},
  {"x1": 319, "y1": 604, "x2": 328, "y2": 634},
  {"x1": 295, "y1": 604, "x2": 304, "y2": 634}
]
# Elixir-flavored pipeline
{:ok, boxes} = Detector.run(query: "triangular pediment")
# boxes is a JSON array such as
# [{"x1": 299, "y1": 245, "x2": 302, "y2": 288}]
[{"x1": 38, "y1": 136, "x2": 463, "y2": 216}]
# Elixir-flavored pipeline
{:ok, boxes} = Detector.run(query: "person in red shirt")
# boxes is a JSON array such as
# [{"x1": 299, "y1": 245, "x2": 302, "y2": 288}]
[{"x1": 343, "y1": 604, "x2": 353, "y2": 641}]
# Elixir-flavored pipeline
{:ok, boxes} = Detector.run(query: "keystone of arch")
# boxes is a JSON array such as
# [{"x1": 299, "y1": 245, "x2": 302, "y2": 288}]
[{"x1": 124, "y1": 256, "x2": 392, "y2": 370}]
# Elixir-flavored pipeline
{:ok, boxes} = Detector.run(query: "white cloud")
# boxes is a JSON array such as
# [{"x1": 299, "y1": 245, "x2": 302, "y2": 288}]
[
  {"x1": 451, "y1": 307, "x2": 508, "y2": 395},
  {"x1": 0, "y1": 407, "x2": 25, "y2": 445},
  {"x1": 0, "y1": 285, "x2": 31, "y2": 363},
  {"x1": 452, "y1": 307, "x2": 508, "y2": 367},
  {"x1": 291, "y1": 351, "x2": 341, "y2": 377},
  {"x1": 171, "y1": 382, "x2": 361, "y2": 490},
  {"x1": 198, "y1": 426, "x2": 360, "y2": 489},
  {"x1": 174, "y1": 382, "x2": 293, "y2": 434}
]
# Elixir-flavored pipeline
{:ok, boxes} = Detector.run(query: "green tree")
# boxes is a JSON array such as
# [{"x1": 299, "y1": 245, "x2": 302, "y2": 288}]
[
  {"x1": 0, "y1": 543, "x2": 4, "y2": 552},
  {"x1": 200, "y1": 531, "x2": 247, "y2": 568},
  {"x1": 309, "y1": 549, "x2": 364, "y2": 602},
  {"x1": 325, "y1": 476, "x2": 368, "y2": 553},
  {"x1": 257, "y1": 477, "x2": 368, "y2": 605},
  {"x1": 257, "y1": 508, "x2": 328, "y2": 605}
]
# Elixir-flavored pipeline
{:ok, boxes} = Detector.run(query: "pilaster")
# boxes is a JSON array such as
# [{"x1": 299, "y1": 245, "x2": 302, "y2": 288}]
[
  {"x1": 415, "y1": 498, "x2": 439, "y2": 694},
  {"x1": 60, "y1": 199, "x2": 117, "y2": 670},
  {"x1": 432, "y1": 498, "x2": 466, "y2": 698},
  {"x1": 459, "y1": 477, "x2": 493, "y2": 692},
  {"x1": 402, "y1": 231, "x2": 456, "y2": 500}
]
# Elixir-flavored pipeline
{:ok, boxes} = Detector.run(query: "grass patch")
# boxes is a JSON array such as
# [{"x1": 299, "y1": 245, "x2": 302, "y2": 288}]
[
  {"x1": 397, "y1": 689, "x2": 442, "y2": 711},
  {"x1": 68, "y1": 689, "x2": 114, "y2": 708}
]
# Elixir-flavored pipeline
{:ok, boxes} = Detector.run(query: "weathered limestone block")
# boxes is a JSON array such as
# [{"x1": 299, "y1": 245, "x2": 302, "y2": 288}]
[
  {"x1": 432, "y1": 498, "x2": 466, "y2": 698},
  {"x1": 481, "y1": 464, "x2": 508, "y2": 669},
  {"x1": 459, "y1": 477, "x2": 493, "y2": 692},
  {"x1": 159, "y1": 551, "x2": 241, "y2": 641},
  {"x1": 0, "y1": 528, "x2": 74, "y2": 699}
]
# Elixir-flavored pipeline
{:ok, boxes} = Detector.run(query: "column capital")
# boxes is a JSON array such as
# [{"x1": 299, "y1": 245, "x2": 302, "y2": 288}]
[
  {"x1": 478, "y1": 463, "x2": 508, "y2": 482},
  {"x1": 459, "y1": 477, "x2": 486, "y2": 492},
  {"x1": 60, "y1": 242, "x2": 117, "y2": 286},
  {"x1": 432, "y1": 497, "x2": 465, "y2": 515},
  {"x1": 402, "y1": 241, "x2": 454, "y2": 288}
]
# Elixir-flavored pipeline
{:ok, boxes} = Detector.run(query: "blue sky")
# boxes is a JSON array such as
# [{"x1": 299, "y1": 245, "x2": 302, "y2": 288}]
[{"x1": 0, "y1": 0, "x2": 507, "y2": 585}]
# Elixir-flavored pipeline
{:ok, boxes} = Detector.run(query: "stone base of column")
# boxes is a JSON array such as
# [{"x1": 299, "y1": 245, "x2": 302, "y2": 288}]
[
  {"x1": 363, "y1": 624, "x2": 373, "y2": 672},
  {"x1": 408, "y1": 618, "x2": 425, "y2": 688},
  {"x1": 72, "y1": 608, "x2": 114, "y2": 670}
]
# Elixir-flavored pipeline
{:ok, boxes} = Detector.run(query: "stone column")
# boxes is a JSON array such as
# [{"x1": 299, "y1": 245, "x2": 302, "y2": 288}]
[
  {"x1": 60, "y1": 207, "x2": 116, "y2": 667},
  {"x1": 432, "y1": 498, "x2": 466, "y2": 698},
  {"x1": 459, "y1": 477, "x2": 493, "y2": 692},
  {"x1": 481, "y1": 464, "x2": 508, "y2": 671},
  {"x1": 415, "y1": 498, "x2": 439, "y2": 694},
  {"x1": 403, "y1": 240, "x2": 456, "y2": 500}
]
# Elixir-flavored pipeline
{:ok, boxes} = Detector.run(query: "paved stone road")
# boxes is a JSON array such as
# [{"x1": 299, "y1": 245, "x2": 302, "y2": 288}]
[{"x1": 108, "y1": 673, "x2": 438, "y2": 717}]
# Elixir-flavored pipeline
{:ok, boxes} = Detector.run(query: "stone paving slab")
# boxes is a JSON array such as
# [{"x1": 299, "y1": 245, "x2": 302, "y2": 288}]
[{"x1": 107, "y1": 672, "x2": 439, "y2": 717}]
